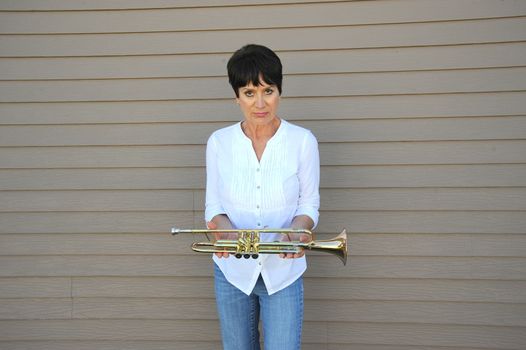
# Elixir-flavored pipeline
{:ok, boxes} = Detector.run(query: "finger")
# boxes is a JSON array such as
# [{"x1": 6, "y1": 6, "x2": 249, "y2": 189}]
[{"x1": 206, "y1": 221, "x2": 217, "y2": 229}]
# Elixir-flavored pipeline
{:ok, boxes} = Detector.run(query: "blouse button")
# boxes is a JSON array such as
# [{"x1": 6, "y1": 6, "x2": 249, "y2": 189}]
[{"x1": 256, "y1": 185, "x2": 260, "y2": 189}]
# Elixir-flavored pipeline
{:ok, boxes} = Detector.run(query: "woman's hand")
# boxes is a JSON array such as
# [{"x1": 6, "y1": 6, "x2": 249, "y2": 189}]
[
  {"x1": 207, "y1": 218, "x2": 236, "y2": 259},
  {"x1": 279, "y1": 233, "x2": 310, "y2": 259},
  {"x1": 279, "y1": 215, "x2": 314, "y2": 260}
]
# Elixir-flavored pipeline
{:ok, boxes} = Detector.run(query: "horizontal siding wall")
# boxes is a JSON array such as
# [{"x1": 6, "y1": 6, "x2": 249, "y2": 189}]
[{"x1": 1, "y1": 1, "x2": 526, "y2": 349}]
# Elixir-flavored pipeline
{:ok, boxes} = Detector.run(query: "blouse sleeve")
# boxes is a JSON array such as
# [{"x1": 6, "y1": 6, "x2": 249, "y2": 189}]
[
  {"x1": 294, "y1": 131, "x2": 320, "y2": 228},
  {"x1": 204, "y1": 133, "x2": 226, "y2": 222}
]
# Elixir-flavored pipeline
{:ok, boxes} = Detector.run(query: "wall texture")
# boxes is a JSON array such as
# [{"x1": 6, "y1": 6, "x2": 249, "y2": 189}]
[{"x1": 1, "y1": 0, "x2": 526, "y2": 349}]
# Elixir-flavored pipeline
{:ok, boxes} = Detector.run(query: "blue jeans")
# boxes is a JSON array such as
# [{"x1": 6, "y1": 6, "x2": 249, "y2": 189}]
[{"x1": 214, "y1": 263, "x2": 304, "y2": 350}]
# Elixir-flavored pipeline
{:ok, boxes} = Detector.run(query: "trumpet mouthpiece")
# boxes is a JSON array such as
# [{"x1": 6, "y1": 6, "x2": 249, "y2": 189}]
[{"x1": 171, "y1": 227, "x2": 181, "y2": 234}]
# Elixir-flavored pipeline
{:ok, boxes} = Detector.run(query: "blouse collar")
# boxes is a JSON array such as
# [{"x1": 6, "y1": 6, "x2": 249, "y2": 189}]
[{"x1": 236, "y1": 118, "x2": 287, "y2": 144}]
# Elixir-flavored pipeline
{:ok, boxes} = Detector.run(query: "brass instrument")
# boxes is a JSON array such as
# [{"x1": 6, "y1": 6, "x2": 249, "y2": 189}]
[{"x1": 171, "y1": 227, "x2": 348, "y2": 265}]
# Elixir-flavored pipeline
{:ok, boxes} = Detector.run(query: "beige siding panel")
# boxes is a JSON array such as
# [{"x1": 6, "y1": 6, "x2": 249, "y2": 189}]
[
  {"x1": 224, "y1": 298, "x2": 522, "y2": 325},
  {"x1": 0, "y1": 255, "x2": 525, "y2": 280},
  {"x1": 317, "y1": 211, "x2": 526, "y2": 234},
  {"x1": 72, "y1": 277, "x2": 214, "y2": 298},
  {"x1": 0, "y1": 319, "x2": 224, "y2": 341},
  {"x1": 1, "y1": 17, "x2": 525, "y2": 57},
  {"x1": 2, "y1": 116, "x2": 526, "y2": 147},
  {"x1": 71, "y1": 297, "x2": 215, "y2": 320},
  {"x1": 0, "y1": 168, "x2": 206, "y2": 190},
  {"x1": 0, "y1": 233, "x2": 193, "y2": 256},
  {"x1": 2, "y1": 1, "x2": 526, "y2": 34},
  {"x1": 320, "y1": 164, "x2": 526, "y2": 188},
  {"x1": 0, "y1": 255, "x2": 212, "y2": 278},
  {"x1": 0, "y1": 341, "x2": 229, "y2": 350},
  {"x1": 0, "y1": 53, "x2": 234, "y2": 80},
  {"x1": 319, "y1": 140, "x2": 526, "y2": 166},
  {"x1": 303, "y1": 116, "x2": 526, "y2": 142},
  {"x1": 327, "y1": 323, "x2": 526, "y2": 348},
  {"x1": 348, "y1": 233, "x2": 526, "y2": 257},
  {"x1": 316, "y1": 256, "x2": 526, "y2": 280},
  {"x1": 0, "y1": 145, "x2": 206, "y2": 168},
  {"x1": 0, "y1": 190, "x2": 195, "y2": 212},
  {"x1": 0, "y1": 0, "x2": 353, "y2": 11},
  {"x1": 0, "y1": 277, "x2": 70, "y2": 298},
  {"x1": 1, "y1": 92, "x2": 525, "y2": 124},
  {"x1": 2, "y1": 233, "x2": 525, "y2": 257},
  {"x1": 2, "y1": 164, "x2": 526, "y2": 190},
  {"x1": 0, "y1": 340, "x2": 225, "y2": 350},
  {"x1": 305, "y1": 278, "x2": 526, "y2": 303},
  {"x1": 0, "y1": 340, "x2": 227, "y2": 350},
  {"x1": 72, "y1": 276, "x2": 526, "y2": 303},
  {"x1": 0, "y1": 299, "x2": 71, "y2": 320},
  {"x1": 3, "y1": 68, "x2": 526, "y2": 102},
  {"x1": 2, "y1": 43, "x2": 526, "y2": 80},
  {"x1": 0, "y1": 123, "x2": 224, "y2": 146},
  {"x1": 320, "y1": 188, "x2": 526, "y2": 211},
  {"x1": 0, "y1": 212, "x2": 194, "y2": 234},
  {"x1": 315, "y1": 256, "x2": 526, "y2": 280},
  {"x1": 324, "y1": 346, "x2": 502, "y2": 350}
]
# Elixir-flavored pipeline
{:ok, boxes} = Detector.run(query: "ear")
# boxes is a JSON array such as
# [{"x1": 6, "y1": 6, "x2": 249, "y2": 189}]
[{"x1": 235, "y1": 98, "x2": 240, "y2": 104}]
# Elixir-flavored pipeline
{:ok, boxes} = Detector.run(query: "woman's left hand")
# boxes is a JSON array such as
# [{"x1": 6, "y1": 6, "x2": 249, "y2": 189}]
[
  {"x1": 279, "y1": 215, "x2": 314, "y2": 259},
  {"x1": 279, "y1": 233, "x2": 310, "y2": 259}
]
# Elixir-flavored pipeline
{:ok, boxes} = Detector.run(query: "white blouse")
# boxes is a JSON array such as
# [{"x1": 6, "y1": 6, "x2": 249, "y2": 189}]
[{"x1": 205, "y1": 119, "x2": 320, "y2": 295}]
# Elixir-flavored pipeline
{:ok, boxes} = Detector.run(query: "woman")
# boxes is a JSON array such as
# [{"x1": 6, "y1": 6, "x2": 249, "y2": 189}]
[{"x1": 205, "y1": 44, "x2": 320, "y2": 350}]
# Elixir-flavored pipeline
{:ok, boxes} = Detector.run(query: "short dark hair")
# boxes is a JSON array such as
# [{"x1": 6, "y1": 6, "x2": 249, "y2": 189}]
[{"x1": 227, "y1": 44, "x2": 282, "y2": 97}]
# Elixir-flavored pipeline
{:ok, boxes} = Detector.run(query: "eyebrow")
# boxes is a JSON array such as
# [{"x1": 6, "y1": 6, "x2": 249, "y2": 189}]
[{"x1": 240, "y1": 85, "x2": 275, "y2": 91}]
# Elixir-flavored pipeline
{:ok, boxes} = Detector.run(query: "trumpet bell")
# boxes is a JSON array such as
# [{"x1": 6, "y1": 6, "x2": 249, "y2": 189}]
[{"x1": 308, "y1": 229, "x2": 347, "y2": 265}]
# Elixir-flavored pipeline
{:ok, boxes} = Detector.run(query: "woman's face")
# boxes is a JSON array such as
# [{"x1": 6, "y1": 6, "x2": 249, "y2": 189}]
[{"x1": 236, "y1": 79, "x2": 280, "y2": 127}]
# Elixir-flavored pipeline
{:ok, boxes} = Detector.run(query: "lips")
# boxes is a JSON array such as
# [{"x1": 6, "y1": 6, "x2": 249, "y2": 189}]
[{"x1": 254, "y1": 112, "x2": 268, "y2": 117}]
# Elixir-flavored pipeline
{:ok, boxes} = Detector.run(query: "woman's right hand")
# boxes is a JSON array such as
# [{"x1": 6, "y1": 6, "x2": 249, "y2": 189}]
[{"x1": 207, "y1": 219, "x2": 236, "y2": 258}]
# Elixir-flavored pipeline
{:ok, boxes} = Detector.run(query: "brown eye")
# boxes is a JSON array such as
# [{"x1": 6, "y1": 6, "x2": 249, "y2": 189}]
[{"x1": 265, "y1": 88, "x2": 274, "y2": 95}]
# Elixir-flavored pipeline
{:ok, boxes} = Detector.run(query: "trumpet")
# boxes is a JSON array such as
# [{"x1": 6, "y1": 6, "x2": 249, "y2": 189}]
[{"x1": 171, "y1": 227, "x2": 348, "y2": 265}]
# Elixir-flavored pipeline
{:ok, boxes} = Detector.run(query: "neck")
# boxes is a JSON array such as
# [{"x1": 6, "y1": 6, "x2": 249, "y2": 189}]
[{"x1": 242, "y1": 118, "x2": 281, "y2": 140}]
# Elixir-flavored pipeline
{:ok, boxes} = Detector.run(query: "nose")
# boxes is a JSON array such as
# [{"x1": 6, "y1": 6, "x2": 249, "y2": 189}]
[{"x1": 255, "y1": 93, "x2": 265, "y2": 108}]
